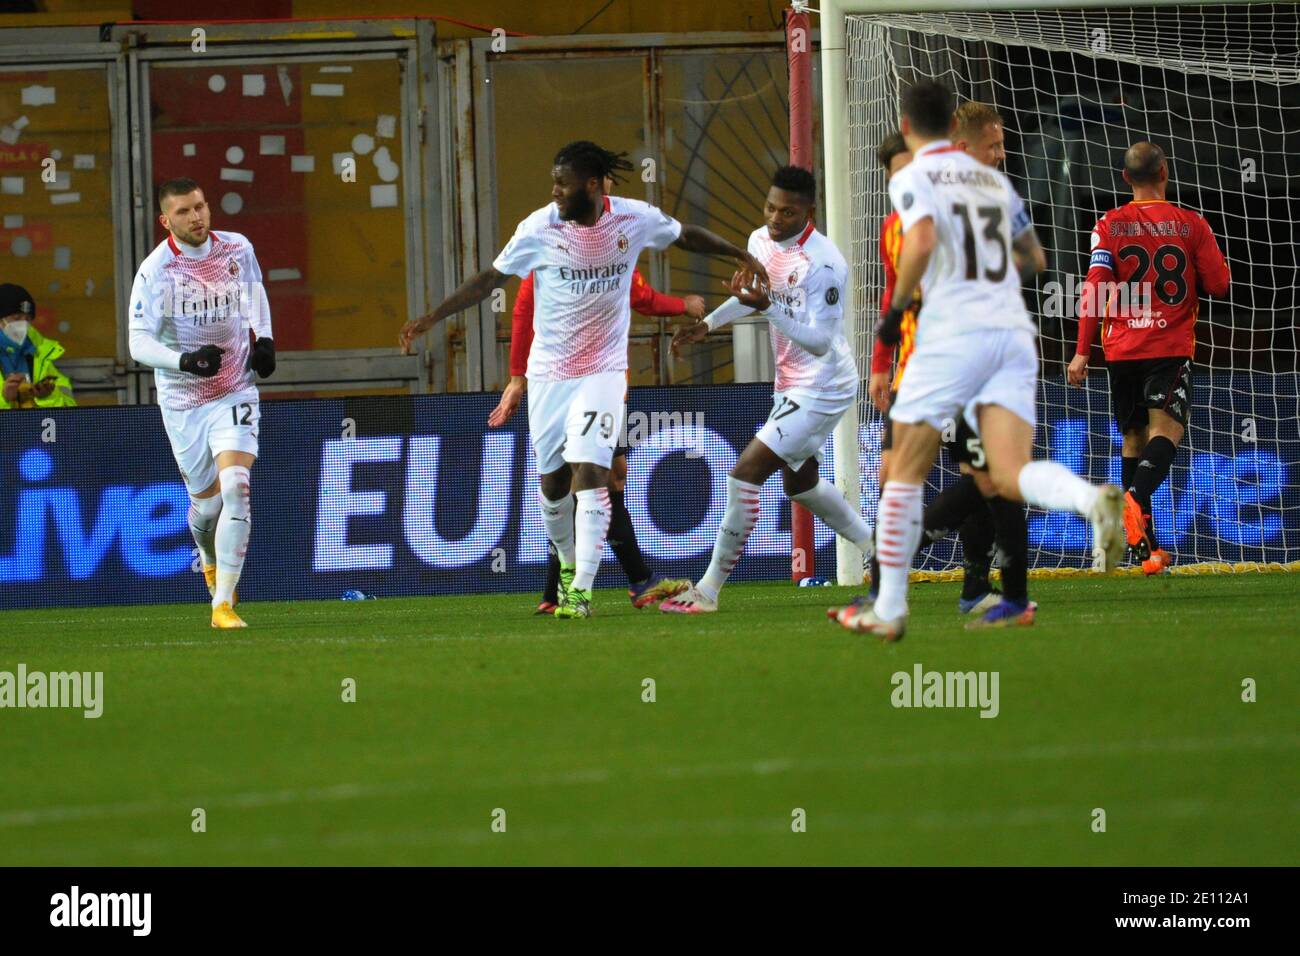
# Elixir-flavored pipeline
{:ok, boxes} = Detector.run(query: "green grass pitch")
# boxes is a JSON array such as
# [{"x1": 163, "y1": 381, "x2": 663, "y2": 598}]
[{"x1": 1, "y1": 574, "x2": 1296, "y2": 866}]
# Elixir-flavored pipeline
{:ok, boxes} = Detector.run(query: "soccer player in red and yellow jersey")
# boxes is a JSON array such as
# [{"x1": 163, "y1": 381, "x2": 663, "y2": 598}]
[
  {"x1": 869, "y1": 136, "x2": 921, "y2": 416},
  {"x1": 1068, "y1": 141, "x2": 1231, "y2": 573},
  {"x1": 871, "y1": 193, "x2": 920, "y2": 406}
]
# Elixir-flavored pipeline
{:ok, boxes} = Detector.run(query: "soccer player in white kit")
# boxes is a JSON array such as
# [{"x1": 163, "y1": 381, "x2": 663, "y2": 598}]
[
  {"x1": 842, "y1": 81, "x2": 1124, "y2": 642},
  {"x1": 399, "y1": 141, "x2": 765, "y2": 618},
  {"x1": 661, "y1": 165, "x2": 876, "y2": 614},
  {"x1": 128, "y1": 178, "x2": 276, "y2": 629}
]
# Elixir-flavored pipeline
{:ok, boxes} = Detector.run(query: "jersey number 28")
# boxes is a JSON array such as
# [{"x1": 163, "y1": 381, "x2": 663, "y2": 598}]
[{"x1": 1118, "y1": 244, "x2": 1189, "y2": 306}]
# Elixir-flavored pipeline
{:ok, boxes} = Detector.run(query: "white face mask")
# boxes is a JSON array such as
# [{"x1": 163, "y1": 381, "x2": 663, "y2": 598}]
[{"x1": 2, "y1": 320, "x2": 28, "y2": 345}]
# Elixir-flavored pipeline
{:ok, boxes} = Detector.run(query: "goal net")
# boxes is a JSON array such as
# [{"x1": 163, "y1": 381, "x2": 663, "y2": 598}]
[{"x1": 829, "y1": 0, "x2": 1299, "y2": 577}]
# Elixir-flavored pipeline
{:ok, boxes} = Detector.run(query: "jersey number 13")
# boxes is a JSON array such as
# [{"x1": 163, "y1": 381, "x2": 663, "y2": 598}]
[{"x1": 952, "y1": 203, "x2": 1009, "y2": 283}]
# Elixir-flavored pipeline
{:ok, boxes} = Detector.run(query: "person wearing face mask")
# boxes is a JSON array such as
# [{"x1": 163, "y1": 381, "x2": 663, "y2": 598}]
[{"x1": 0, "y1": 284, "x2": 76, "y2": 410}]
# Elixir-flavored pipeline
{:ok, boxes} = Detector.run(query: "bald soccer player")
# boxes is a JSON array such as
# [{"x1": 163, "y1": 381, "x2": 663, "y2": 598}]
[{"x1": 1069, "y1": 142, "x2": 1231, "y2": 574}]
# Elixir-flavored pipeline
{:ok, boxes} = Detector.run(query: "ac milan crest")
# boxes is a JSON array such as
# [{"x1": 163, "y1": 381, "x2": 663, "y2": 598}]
[
  {"x1": 617, "y1": 232, "x2": 629, "y2": 254},
  {"x1": 788, "y1": 270, "x2": 799, "y2": 287},
  {"x1": 228, "y1": 259, "x2": 240, "y2": 277}
]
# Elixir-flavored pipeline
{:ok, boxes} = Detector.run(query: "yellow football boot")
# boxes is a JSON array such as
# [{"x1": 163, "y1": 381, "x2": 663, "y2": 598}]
[{"x1": 211, "y1": 601, "x2": 247, "y2": 629}]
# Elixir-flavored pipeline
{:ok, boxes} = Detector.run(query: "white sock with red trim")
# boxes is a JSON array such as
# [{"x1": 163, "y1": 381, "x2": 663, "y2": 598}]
[
  {"x1": 873, "y1": 481, "x2": 923, "y2": 621},
  {"x1": 698, "y1": 476, "x2": 763, "y2": 603}
]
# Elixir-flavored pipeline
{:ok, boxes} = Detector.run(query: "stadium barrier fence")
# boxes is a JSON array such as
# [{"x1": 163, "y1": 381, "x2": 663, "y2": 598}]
[{"x1": 1, "y1": 378, "x2": 1295, "y2": 609}]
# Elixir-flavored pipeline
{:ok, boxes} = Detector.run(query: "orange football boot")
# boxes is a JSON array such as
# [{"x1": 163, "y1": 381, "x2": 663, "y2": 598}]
[{"x1": 1122, "y1": 491, "x2": 1153, "y2": 562}]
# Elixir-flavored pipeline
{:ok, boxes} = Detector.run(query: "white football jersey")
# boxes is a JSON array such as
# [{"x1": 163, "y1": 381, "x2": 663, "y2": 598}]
[
  {"x1": 749, "y1": 223, "x2": 858, "y2": 407},
  {"x1": 887, "y1": 140, "x2": 1035, "y2": 346},
  {"x1": 129, "y1": 231, "x2": 265, "y2": 410},
  {"x1": 493, "y1": 195, "x2": 682, "y2": 381}
]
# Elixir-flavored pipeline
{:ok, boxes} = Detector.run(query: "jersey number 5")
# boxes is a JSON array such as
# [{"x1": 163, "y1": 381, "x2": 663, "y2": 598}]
[{"x1": 952, "y1": 203, "x2": 1008, "y2": 283}]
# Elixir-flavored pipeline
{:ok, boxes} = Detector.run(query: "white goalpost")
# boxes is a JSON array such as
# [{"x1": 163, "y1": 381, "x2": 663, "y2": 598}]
[{"x1": 822, "y1": 0, "x2": 1300, "y2": 583}]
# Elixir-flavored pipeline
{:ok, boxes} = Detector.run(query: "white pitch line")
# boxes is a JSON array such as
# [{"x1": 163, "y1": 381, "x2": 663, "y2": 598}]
[
  {"x1": 20, "y1": 795, "x2": 1261, "y2": 863},
  {"x1": 0, "y1": 733, "x2": 1293, "y2": 830}
]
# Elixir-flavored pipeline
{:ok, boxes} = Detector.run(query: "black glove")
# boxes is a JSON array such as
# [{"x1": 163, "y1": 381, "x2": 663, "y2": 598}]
[
  {"x1": 179, "y1": 344, "x2": 224, "y2": 378},
  {"x1": 249, "y1": 337, "x2": 276, "y2": 378},
  {"x1": 875, "y1": 304, "x2": 906, "y2": 347}
]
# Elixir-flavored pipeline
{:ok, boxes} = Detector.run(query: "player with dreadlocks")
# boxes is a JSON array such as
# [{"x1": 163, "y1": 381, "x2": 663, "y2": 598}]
[
  {"x1": 401, "y1": 140, "x2": 767, "y2": 618},
  {"x1": 489, "y1": 167, "x2": 706, "y2": 614}
]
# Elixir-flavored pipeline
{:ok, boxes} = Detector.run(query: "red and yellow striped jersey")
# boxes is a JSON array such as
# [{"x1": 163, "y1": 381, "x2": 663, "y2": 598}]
[{"x1": 875, "y1": 210, "x2": 922, "y2": 388}]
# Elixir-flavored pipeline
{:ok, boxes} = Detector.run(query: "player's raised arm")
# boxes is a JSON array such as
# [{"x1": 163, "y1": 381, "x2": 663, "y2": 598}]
[
  {"x1": 399, "y1": 266, "x2": 511, "y2": 355},
  {"x1": 403, "y1": 199, "x2": 554, "y2": 354},
  {"x1": 711, "y1": 256, "x2": 840, "y2": 359},
  {"x1": 671, "y1": 292, "x2": 760, "y2": 356},
  {"x1": 629, "y1": 269, "x2": 703, "y2": 319},
  {"x1": 668, "y1": 226, "x2": 769, "y2": 355},
  {"x1": 673, "y1": 223, "x2": 769, "y2": 289},
  {"x1": 672, "y1": 238, "x2": 767, "y2": 356}
]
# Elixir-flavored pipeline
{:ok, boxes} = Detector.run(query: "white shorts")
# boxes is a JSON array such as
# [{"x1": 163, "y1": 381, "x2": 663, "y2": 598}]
[
  {"x1": 160, "y1": 387, "x2": 260, "y2": 494},
  {"x1": 890, "y1": 327, "x2": 1038, "y2": 437},
  {"x1": 527, "y1": 370, "x2": 626, "y2": 475},
  {"x1": 756, "y1": 390, "x2": 851, "y2": 471}
]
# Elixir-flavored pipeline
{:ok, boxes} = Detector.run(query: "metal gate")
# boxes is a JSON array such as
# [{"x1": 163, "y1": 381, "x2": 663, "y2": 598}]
[{"x1": 0, "y1": 19, "x2": 440, "y2": 403}]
